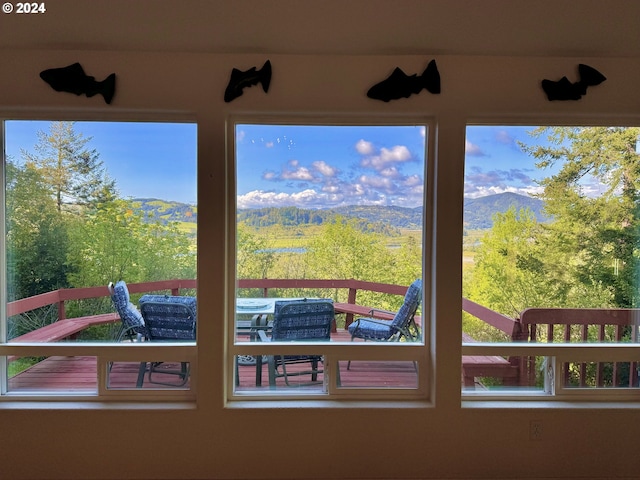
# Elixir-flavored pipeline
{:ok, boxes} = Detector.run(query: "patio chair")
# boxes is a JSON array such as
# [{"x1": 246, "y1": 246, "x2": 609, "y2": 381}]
[
  {"x1": 258, "y1": 299, "x2": 334, "y2": 387},
  {"x1": 108, "y1": 281, "x2": 147, "y2": 342},
  {"x1": 348, "y1": 278, "x2": 422, "y2": 343},
  {"x1": 138, "y1": 295, "x2": 197, "y2": 387}
]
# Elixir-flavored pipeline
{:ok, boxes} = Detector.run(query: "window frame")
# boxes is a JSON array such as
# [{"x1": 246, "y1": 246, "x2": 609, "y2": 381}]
[
  {"x1": 462, "y1": 118, "x2": 640, "y2": 402},
  {"x1": 0, "y1": 112, "x2": 199, "y2": 402},
  {"x1": 225, "y1": 115, "x2": 435, "y2": 402}
]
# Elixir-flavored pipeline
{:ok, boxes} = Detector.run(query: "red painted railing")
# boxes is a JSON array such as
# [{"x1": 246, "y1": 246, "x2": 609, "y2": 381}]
[{"x1": 10, "y1": 278, "x2": 640, "y2": 387}]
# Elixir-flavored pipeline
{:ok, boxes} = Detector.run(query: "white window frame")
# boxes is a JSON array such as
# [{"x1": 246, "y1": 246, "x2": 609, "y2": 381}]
[
  {"x1": 462, "y1": 118, "x2": 640, "y2": 403},
  {"x1": 225, "y1": 115, "x2": 435, "y2": 402},
  {"x1": 0, "y1": 112, "x2": 198, "y2": 402}
]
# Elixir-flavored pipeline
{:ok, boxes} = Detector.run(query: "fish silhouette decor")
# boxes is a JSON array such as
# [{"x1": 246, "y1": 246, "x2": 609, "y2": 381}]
[
  {"x1": 367, "y1": 59, "x2": 440, "y2": 102},
  {"x1": 541, "y1": 64, "x2": 606, "y2": 101},
  {"x1": 39, "y1": 63, "x2": 116, "y2": 104},
  {"x1": 224, "y1": 60, "x2": 272, "y2": 103}
]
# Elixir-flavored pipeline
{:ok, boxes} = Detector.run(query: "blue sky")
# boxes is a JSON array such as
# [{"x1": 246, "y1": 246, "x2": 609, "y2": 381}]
[
  {"x1": 5, "y1": 120, "x2": 198, "y2": 204},
  {"x1": 4, "y1": 120, "x2": 579, "y2": 208},
  {"x1": 236, "y1": 124, "x2": 426, "y2": 209},
  {"x1": 465, "y1": 125, "x2": 557, "y2": 199}
]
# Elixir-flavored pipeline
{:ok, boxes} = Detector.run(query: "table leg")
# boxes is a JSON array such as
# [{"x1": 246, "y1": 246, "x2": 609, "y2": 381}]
[{"x1": 256, "y1": 355, "x2": 263, "y2": 386}]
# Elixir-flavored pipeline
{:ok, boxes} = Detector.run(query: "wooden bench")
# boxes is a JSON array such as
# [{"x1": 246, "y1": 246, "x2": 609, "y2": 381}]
[
  {"x1": 461, "y1": 333, "x2": 520, "y2": 388},
  {"x1": 10, "y1": 313, "x2": 120, "y2": 343}
]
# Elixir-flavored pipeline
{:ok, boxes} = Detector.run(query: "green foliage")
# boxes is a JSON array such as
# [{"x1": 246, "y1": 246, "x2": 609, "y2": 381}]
[
  {"x1": 236, "y1": 224, "x2": 275, "y2": 286},
  {"x1": 523, "y1": 126, "x2": 640, "y2": 308},
  {"x1": 66, "y1": 199, "x2": 196, "y2": 289},
  {"x1": 5, "y1": 161, "x2": 70, "y2": 301},
  {"x1": 467, "y1": 207, "x2": 553, "y2": 318}
]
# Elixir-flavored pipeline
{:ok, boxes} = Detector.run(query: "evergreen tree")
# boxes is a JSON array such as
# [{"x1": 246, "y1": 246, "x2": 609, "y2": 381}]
[
  {"x1": 522, "y1": 127, "x2": 640, "y2": 307},
  {"x1": 21, "y1": 121, "x2": 117, "y2": 212}
]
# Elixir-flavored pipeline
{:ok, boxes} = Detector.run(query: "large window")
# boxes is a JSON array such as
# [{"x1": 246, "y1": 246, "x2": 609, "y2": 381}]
[
  {"x1": 229, "y1": 120, "x2": 431, "y2": 398},
  {"x1": 0, "y1": 120, "x2": 198, "y2": 398},
  {"x1": 462, "y1": 125, "x2": 640, "y2": 399}
]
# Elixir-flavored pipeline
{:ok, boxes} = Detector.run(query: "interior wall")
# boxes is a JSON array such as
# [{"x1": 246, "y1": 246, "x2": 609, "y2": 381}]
[{"x1": 0, "y1": 50, "x2": 639, "y2": 480}]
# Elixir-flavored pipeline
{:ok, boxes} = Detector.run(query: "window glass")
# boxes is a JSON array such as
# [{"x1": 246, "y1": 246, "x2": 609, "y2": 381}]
[
  {"x1": 3, "y1": 120, "x2": 197, "y2": 394},
  {"x1": 233, "y1": 123, "x2": 426, "y2": 395},
  {"x1": 463, "y1": 125, "x2": 640, "y2": 393}
]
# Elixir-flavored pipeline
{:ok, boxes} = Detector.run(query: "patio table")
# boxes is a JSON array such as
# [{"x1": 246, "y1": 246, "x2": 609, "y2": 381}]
[{"x1": 235, "y1": 298, "x2": 306, "y2": 386}]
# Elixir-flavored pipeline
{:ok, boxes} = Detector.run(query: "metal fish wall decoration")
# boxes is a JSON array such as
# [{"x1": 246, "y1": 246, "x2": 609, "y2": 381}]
[
  {"x1": 367, "y1": 59, "x2": 440, "y2": 102},
  {"x1": 224, "y1": 60, "x2": 272, "y2": 103},
  {"x1": 541, "y1": 64, "x2": 606, "y2": 101},
  {"x1": 39, "y1": 63, "x2": 116, "y2": 104}
]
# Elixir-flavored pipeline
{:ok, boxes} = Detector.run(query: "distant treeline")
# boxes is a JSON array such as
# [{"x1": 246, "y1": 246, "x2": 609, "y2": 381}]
[{"x1": 237, "y1": 206, "x2": 407, "y2": 235}]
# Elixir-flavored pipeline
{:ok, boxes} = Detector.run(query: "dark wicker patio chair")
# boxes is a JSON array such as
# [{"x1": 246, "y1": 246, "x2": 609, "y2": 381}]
[
  {"x1": 138, "y1": 294, "x2": 197, "y2": 387},
  {"x1": 258, "y1": 299, "x2": 334, "y2": 387}
]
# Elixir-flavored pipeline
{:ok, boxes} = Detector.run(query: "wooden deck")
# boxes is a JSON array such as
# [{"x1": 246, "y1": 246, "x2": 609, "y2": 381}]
[{"x1": 8, "y1": 330, "x2": 422, "y2": 392}]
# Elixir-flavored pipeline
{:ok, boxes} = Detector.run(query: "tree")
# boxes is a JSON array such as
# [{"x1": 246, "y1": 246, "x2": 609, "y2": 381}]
[
  {"x1": 5, "y1": 160, "x2": 70, "y2": 301},
  {"x1": 467, "y1": 207, "x2": 552, "y2": 318},
  {"x1": 66, "y1": 199, "x2": 195, "y2": 290},
  {"x1": 305, "y1": 218, "x2": 395, "y2": 307},
  {"x1": 522, "y1": 126, "x2": 640, "y2": 307},
  {"x1": 236, "y1": 224, "x2": 275, "y2": 280},
  {"x1": 22, "y1": 121, "x2": 117, "y2": 212}
]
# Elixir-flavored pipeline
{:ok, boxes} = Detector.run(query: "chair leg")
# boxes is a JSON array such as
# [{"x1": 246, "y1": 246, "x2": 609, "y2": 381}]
[
  {"x1": 136, "y1": 362, "x2": 147, "y2": 387},
  {"x1": 267, "y1": 356, "x2": 277, "y2": 388}
]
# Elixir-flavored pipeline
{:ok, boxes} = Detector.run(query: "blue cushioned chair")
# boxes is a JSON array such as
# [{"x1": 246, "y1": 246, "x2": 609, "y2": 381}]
[
  {"x1": 108, "y1": 281, "x2": 147, "y2": 342},
  {"x1": 138, "y1": 294, "x2": 197, "y2": 387},
  {"x1": 348, "y1": 279, "x2": 422, "y2": 343},
  {"x1": 258, "y1": 299, "x2": 334, "y2": 387}
]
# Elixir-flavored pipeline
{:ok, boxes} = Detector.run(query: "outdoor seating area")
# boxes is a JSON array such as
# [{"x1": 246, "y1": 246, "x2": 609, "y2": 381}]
[{"x1": 6, "y1": 277, "x2": 640, "y2": 392}]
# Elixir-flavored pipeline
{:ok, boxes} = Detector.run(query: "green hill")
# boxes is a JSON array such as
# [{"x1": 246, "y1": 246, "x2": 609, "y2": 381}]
[
  {"x1": 131, "y1": 198, "x2": 197, "y2": 224},
  {"x1": 463, "y1": 192, "x2": 547, "y2": 229},
  {"x1": 132, "y1": 192, "x2": 547, "y2": 232}
]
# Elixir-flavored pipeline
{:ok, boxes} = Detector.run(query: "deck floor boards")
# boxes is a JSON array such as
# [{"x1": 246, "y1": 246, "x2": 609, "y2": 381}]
[{"x1": 8, "y1": 330, "x2": 424, "y2": 392}]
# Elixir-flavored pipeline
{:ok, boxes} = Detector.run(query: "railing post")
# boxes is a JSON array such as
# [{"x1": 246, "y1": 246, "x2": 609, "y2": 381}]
[
  {"x1": 345, "y1": 287, "x2": 357, "y2": 327},
  {"x1": 172, "y1": 287, "x2": 180, "y2": 296},
  {"x1": 58, "y1": 300, "x2": 66, "y2": 321}
]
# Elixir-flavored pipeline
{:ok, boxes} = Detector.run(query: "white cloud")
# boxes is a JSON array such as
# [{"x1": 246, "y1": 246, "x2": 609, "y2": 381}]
[
  {"x1": 361, "y1": 145, "x2": 413, "y2": 171},
  {"x1": 379, "y1": 166, "x2": 400, "y2": 178},
  {"x1": 465, "y1": 140, "x2": 485, "y2": 157},
  {"x1": 381, "y1": 145, "x2": 411, "y2": 162},
  {"x1": 282, "y1": 166, "x2": 314, "y2": 181},
  {"x1": 312, "y1": 160, "x2": 338, "y2": 177},
  {"x1": 495, "y1": 130, "x2": 514, "y2": 145},
  {"x1": 463, "y1": 185, "x2": 543, "y2": 199},
  {"x1": 237, "y1": 189, "x2": 342, "y2": 209},
  {"x1": 355, "y1": 139, "x2": 375, "y2": 155}
]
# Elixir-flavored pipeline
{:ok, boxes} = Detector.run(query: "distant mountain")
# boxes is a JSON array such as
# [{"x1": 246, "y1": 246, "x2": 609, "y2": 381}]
[
  {"x1": 463, "y1": 192, "x2": 547, "y2": 229},
  {"x1": 131, "y1": 198, "x2": 197, "y2": 224},
  {"x1": 131, "y1": 192, "x2": 546, "y2": 231}
]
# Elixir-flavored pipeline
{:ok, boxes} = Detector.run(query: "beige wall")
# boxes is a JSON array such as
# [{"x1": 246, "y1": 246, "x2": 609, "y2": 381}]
[{"x1": 1, "y1": 50, "x2": 640, "y2": 480}]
